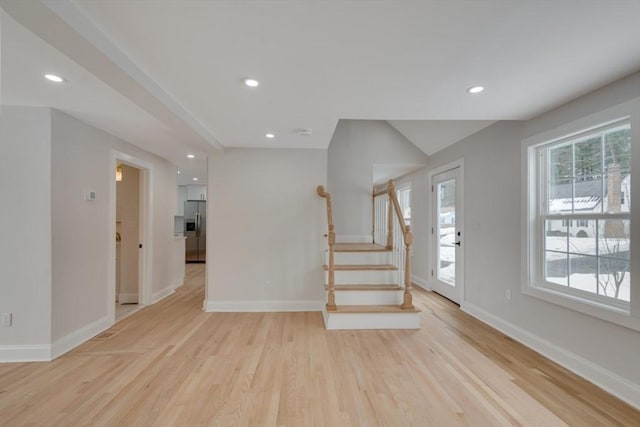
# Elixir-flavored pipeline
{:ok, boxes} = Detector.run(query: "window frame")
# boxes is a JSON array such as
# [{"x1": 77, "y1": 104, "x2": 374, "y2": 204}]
[
  {"x1": 522, "y1": 99, "x2": 640, "y2": 331},
  {"x1": 535, "y1": 119, "x2": 631, "y2": 312}
]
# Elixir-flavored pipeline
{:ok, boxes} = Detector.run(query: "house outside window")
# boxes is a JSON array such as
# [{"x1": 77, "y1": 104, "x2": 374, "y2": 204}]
[{"x1": 527, "y1": 119, "x2": 631, "y2": 312}]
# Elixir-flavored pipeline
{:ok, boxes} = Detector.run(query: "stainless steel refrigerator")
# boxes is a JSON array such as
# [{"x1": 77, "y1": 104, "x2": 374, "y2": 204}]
[{"x1": 184, "y1": 201, "x2": 206, "y2": 263}]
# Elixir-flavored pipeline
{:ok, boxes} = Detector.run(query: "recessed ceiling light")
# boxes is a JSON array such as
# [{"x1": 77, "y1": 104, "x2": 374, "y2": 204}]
[
  {"x1": 265, "y1": 133, "x2": 275, "y2": 139},
  {"x1": 467, "y1": 85, "x2": 484, "y2": 94},
  {"x1": 193, "y1": 177, "x2": 198, "y2": 181},
  {"x1": 44, "y1": 74, "x2": 65, "y2": 83},
  {"x1": 177, "y1": 170, "x2": 181, "y2": 174},
  {"x1": 243, "y1": 78, "x2": 259, "y2": 87},
  {"x1": 187, "y1": 154, "x2": 195, "y2": 159}
]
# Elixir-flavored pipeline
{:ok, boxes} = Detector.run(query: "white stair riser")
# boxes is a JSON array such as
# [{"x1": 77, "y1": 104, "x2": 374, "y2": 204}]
[
  {"x1": 328, "y1": 251, "x2": 392, "y2": 265},
  {"x1": 329, "y1": 290, "x2": 403, "y2": 305},
  {"x1": 326, "y1": 270, "x2": 398, "y2": 285},
  {"x1": 323, "y1": 312, "x2": 421, "y2": 330}
]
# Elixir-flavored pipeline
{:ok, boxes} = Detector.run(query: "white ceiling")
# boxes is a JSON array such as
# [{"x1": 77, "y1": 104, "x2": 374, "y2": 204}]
[
  {"x1": 0, "y1": 10, "x2": 208, "y2": 184},
  {"x1": 2, "y1": 1, "x2": 640, "y2": 168},
  {"x1": 388, "y1": 121, "x2": 496, "y2": 156}
]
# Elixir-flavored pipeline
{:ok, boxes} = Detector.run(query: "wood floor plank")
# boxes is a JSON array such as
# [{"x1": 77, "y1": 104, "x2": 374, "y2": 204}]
[{"x1": 0, "y1": 264, "x2": 638, "y2": 426}]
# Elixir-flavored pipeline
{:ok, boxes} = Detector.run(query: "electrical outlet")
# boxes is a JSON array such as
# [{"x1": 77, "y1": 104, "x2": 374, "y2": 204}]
[
  {"x1": 0, "y1": 312, "x2": 12, "y2": 327},
  {"x1": 505, "y1": 289, "x2": 512, "y2": 301}
]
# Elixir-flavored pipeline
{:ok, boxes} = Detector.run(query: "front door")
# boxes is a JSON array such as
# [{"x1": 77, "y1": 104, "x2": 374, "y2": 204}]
[{"x1": 431, "y1": 166, "x2": 463, "y2": 304}]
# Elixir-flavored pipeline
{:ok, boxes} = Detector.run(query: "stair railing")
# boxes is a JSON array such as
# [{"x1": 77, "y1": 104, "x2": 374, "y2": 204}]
[
  {"x1": 316, "y1": 185, "x2": 337, "y2": 311},
  {"x1": 387, "y1": 180, "x2": 415, "y2": 310}
]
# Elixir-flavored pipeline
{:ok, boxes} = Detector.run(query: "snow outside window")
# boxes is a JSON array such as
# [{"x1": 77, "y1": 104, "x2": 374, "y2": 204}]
[
  {"x1": 398, "y1": 187, "x2": 411, "y2": 226},
  {"x1": 533, "y1": 119, "x2": 631, "y2": 310}
]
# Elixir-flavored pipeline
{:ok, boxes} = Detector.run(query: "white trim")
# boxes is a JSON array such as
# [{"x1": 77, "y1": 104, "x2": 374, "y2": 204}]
[
  {"x1": 118, "y1": 293, "x2": 138, "y2": 304},
  {"x1": 461, "y1": 302, "x2": 640, "y2": 410},
  {"x1": 428, "y1": 158, "x2": 465, "y2": 305},
  {"x1": 521, "y1": 99, "x2": 640, "y2": 331},
  {"x1": 411, "y1": 274, "x2": 430, "y2": 291},
  {"x1": 109, "y1": 150, "x2": 154, "y2": 326},
  {"x1": 522, "y1": 285, "x2": 639, "y2": 331},
  {"x1": 323, "y1": 311, "x2": 421, "y2": 330},
  {"x1": 204, "y1": 300, "x2": 324, "y2": 312},
  {"x1": 336, "y1": 235, "x2": 372, "y2": 243},
  {"x1": 151, "y1": 286, "x2": 175, "y2": 304},
  {"x1": 0, "y1": 345, "x2": 51, "y2": 362},
  {"x1": 51, "y1": 315, "x2": 111, "y2": 359}
]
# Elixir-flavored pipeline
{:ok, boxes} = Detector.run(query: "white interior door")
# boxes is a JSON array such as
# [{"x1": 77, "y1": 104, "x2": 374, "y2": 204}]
[{"x1": 431, "y1": 166, "x2": 464, "y2": 304}]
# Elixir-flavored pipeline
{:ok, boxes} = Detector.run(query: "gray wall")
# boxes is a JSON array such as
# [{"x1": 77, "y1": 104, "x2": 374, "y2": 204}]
[
  {"x1": 206, "y1": 148, "x2": 327, "y2": 307},
  {"x1": 51, "y1": 110, "x2": 178, "y2": 344},
  {"x1": 327, "y1": 120, "x2": 427, "y2": 238},
  {"x1": 407, "y1": 72, "x2": 640, "y2": 404},
  {"x1": 0, "y1": 107, "x2": 52, "y2": 355}
]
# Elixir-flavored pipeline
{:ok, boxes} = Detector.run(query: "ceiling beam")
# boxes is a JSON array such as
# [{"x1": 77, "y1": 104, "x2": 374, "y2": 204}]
[{"x1": 1, "y1": 0, "x2": 224, "y2": 154}]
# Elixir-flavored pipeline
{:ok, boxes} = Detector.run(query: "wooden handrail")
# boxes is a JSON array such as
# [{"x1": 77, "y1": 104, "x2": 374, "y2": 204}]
[
  {"x1": 317, "y1": 185, "x2": 337, "y2": 311},
  {"x1": 387, "y1": 180, "x2": 415, "y2": 310}
]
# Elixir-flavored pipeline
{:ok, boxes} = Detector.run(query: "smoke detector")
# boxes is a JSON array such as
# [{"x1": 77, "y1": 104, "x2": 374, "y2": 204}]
[{"x1": 298, "y1": 128, "x2": 313, "y2": 137}]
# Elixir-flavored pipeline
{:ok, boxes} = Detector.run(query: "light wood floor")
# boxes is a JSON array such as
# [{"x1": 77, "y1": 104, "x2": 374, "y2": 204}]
[{"x1": 1, "y1": 265, "x2": 638, "y2": 426}]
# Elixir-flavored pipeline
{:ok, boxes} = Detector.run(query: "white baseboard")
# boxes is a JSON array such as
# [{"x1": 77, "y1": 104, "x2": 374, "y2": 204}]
[
  {"x1": 151, "y1": 286, "x2": 175, "y2": 304},
  {"x1": 461, "y1": 302, "x2": 640, "y2": 410},
  {"x1": 324, "y1": 311, "x2": 421, "y2": 330},
  {"x1": 51, "y1": 315, "x2": 111, "y2": 359},
  {"x1": 336, "y1": 235, "x2": 372, "y2": 243},
  {"x1": 118, "y1": 293, "x2": 138, "y2": 304},
  {"x1": 0, "y1": 345, "x2": 51, "y2": 362},
  {"x1": 411, "y1": 274, "x2": 430, "y2": 291},
  {"x1": 205, "y1": 300, "x2": 324, "y2": 312}
]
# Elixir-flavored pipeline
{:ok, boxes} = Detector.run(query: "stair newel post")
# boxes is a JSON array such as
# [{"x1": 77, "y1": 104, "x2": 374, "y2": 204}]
[
  {"x1": 386, "y1": 180, "x2": 394, "y2": 250},
  {"x1": 401, "y1": 226, "x2": 415, "y2": 310},
  {"x1": 327, "y1": 224, "x2": 337, "y2": 311}
]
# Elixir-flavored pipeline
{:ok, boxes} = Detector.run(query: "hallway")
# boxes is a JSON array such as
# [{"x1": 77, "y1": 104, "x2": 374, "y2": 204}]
[{"x1": 0, "y1": 264, "x2": 637, "y2": 426}]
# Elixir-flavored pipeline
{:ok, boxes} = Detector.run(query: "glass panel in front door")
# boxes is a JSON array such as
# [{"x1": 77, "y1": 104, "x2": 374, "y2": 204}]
[{"x1": 437, "y1": 178, "x2": 456, "y2": 286}]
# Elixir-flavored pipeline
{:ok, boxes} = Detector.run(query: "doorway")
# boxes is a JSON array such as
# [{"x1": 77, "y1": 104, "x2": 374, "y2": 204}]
[
  {"x1": 115, "y1": 163, "x2": 143, "y2": 321},
  {"x1": 430, "y1": 161, "x2": 464, "y2": 304},
  {"x1": 110, "y1": 150, "x2": 153, "y2": 324}
]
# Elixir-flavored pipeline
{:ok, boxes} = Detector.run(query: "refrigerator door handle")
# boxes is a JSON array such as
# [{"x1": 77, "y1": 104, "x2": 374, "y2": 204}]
[{"x1": 195, "y1": 212, "x2": 200, "y2": 236}]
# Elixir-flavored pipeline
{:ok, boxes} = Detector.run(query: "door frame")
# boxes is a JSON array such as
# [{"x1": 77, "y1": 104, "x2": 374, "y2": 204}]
[
  {"x1": 428, "y1": 158, "x2": 465, "y2": 305},
  {"x1": 108, "y1": 150, "x2": 154, "y2": 325}
]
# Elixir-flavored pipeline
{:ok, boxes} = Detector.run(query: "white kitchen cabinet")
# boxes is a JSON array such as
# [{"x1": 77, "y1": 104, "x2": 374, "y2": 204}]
[
  {"x1": 176, "y1": 185, "x2": 187, "y2": 215},
  {"x1": 186, "y1": 184, "x2": 206, "y2": 201}
]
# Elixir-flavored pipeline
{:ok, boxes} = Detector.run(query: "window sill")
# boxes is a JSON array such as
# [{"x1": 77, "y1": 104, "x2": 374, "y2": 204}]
[{"x1": 522, "y1": 284, "x2": 640, "y2": 332}]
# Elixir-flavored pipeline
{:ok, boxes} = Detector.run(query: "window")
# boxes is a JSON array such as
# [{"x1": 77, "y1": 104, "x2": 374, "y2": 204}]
[
  {"x1": 398, "y1": 186, "x2": 411, "y2": 225},
  {"x1": 531, "y1": 119, "x2": 631, "y2": 310}
]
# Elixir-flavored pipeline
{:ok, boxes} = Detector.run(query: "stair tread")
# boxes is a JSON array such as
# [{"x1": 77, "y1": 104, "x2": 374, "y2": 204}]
[
  {"x1": 323, "y1": 264, "x2": 398, "y2": 271},
  {"x1": 324, "y1": 284, "x2": 402, "y2": 291},
  {"x1": 334, "y1": 243, "x2": 391, "y2": 252},
  {"x1": 330, "y1": 305, "x2": 420, "y2": 314}
]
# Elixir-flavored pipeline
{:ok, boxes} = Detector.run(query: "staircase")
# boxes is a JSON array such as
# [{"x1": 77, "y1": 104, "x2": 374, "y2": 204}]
[{"x1": 317, "y1": 184, "x2": 421, "y2": 330}]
